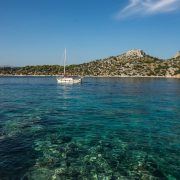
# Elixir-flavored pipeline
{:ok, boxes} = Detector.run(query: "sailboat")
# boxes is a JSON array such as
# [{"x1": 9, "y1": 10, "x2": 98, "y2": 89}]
[{"x1": 56, "y1": 48, "x2": 82, "y2": 84}]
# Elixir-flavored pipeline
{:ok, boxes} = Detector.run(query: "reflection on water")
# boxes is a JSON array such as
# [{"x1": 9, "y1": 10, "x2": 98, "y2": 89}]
[{"x1": 0, "y1": 77, "x2": 180, "y2": 179}]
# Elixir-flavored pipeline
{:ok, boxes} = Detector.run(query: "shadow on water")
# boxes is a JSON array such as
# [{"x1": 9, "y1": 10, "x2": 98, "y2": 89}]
[{"x1": 0, "y1": 133, "x2": 40, "y2": 180}]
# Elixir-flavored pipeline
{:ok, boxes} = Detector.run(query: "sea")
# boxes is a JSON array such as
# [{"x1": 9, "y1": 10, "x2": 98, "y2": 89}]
[{"x1": 0, "y1": 76, "x2": 179, "y2": 179}]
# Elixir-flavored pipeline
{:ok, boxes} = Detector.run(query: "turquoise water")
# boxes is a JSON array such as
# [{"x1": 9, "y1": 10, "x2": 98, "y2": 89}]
[{"x1": 0, "y1": 77, "x2": 179, "y2": 180}]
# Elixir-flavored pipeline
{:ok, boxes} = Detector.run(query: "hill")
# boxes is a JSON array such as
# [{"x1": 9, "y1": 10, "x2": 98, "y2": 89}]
[
  {"x1": 0, "y1": 50, "x2": 180, "y2": 77},
  {"x1": 66, "y1": 50, "x2": 180, "y2": 77}
]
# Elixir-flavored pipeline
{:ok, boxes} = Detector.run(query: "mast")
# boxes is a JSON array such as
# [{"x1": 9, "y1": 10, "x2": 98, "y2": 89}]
[{"x1": 64, "y1": 48, "x2": 66, "y2": 76}]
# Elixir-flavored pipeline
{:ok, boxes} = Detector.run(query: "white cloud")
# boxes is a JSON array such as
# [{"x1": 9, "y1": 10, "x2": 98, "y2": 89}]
[{"x1": 116, "y1": 0, "x2": 180, "y2": 19}]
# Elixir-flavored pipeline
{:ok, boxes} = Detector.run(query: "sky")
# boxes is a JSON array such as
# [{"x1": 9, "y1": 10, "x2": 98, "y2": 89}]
[{"x1": 0, "y1": 0, "x2": 180, "y2": 66}]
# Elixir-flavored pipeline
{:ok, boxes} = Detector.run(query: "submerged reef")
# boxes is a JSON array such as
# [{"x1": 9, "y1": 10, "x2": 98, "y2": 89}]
[
  {"x1": 21, "y1": 132, "x2": 174, "y2": 180},
  {"x1": 1, "y1": 117, "x2": 179, "y2": 179}
]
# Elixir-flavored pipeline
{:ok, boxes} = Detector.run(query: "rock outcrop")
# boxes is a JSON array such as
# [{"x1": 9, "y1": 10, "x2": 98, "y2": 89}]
[
  {"x1": 125, "y1": 49, "x2": 145, "y2": 58},
  {"x1": 173, "y1": 51, "x2": 180, "y2": 58}
]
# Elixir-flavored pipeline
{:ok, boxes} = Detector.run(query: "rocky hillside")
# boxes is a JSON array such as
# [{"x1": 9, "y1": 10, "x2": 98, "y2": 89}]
[
  {"x1": 67, "y1": 50, "x2": 180, "y2": 77},
  {"x1": 173, "y1": 51, "x2": 180, "y2": 59},
  {"x1": 0, "y1": 50, "x2": 180, "y2": 77}
]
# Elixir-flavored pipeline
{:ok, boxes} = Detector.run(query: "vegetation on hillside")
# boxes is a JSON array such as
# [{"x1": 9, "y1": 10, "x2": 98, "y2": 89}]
[{"x1": 0, "y1": 51, "x2": 180, "y2": 77}]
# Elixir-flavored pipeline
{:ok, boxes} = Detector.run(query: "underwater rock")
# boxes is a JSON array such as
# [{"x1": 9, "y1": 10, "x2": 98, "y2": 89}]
[
  {"x1": 66, "y1": 148, "x2": 80, "y2": 159},
  {"x1": 67, "y1": 142, "x2": 78, "y2": 149},
  {"x1": 53, "y1": 167, "x2": 81, "y2": 179},
  {"x1": 54, "y1": 167, "x2": 66, "y2": 175},
  {"x1": 60, "y1": 136, "x2": 72, "y2": 143},
  {"x1": 26, "y1": 168, "x2": 54, "y2": 180},
  {"x1": 58, "y1": 147, "x2": 65, "y2": 153},
  {"x1": 0, "y1": 135, "x2": 6, "y2": 140}
]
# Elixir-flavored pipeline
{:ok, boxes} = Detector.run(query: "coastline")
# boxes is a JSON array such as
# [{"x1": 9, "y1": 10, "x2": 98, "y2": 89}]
[
  {"x1": 0, "y1": 74, "x2": 180, "y2": 78},
  {"x1": 86, "y1": 75, "x2": 180, "y2": 79}
]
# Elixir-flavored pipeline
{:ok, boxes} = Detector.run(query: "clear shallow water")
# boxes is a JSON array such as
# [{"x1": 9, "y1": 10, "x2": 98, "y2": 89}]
[{"x1": 0, "y1": 77, "x2": 179, "y2": 180}]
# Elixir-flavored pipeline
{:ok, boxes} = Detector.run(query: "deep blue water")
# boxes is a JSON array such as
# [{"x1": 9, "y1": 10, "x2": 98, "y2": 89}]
[{"x1": 0, "y1": 77, "x2": 179, "y2": 180}]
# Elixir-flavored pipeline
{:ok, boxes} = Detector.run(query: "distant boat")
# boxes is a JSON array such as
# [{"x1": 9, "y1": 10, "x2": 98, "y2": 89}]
[{"x1": 57, "y1": 48, "x2": 82, "y2": 84}]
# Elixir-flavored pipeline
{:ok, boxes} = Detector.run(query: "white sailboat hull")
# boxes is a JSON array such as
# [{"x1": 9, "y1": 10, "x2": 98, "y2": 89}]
[{"x1": 57, "y1": 77, "x2": 82, "y2": 84}]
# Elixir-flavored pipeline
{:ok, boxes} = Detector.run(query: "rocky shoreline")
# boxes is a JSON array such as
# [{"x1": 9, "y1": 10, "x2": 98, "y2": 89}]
[{"x1": 0, "y1": 75, "x2": 180, "y2": 78}]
